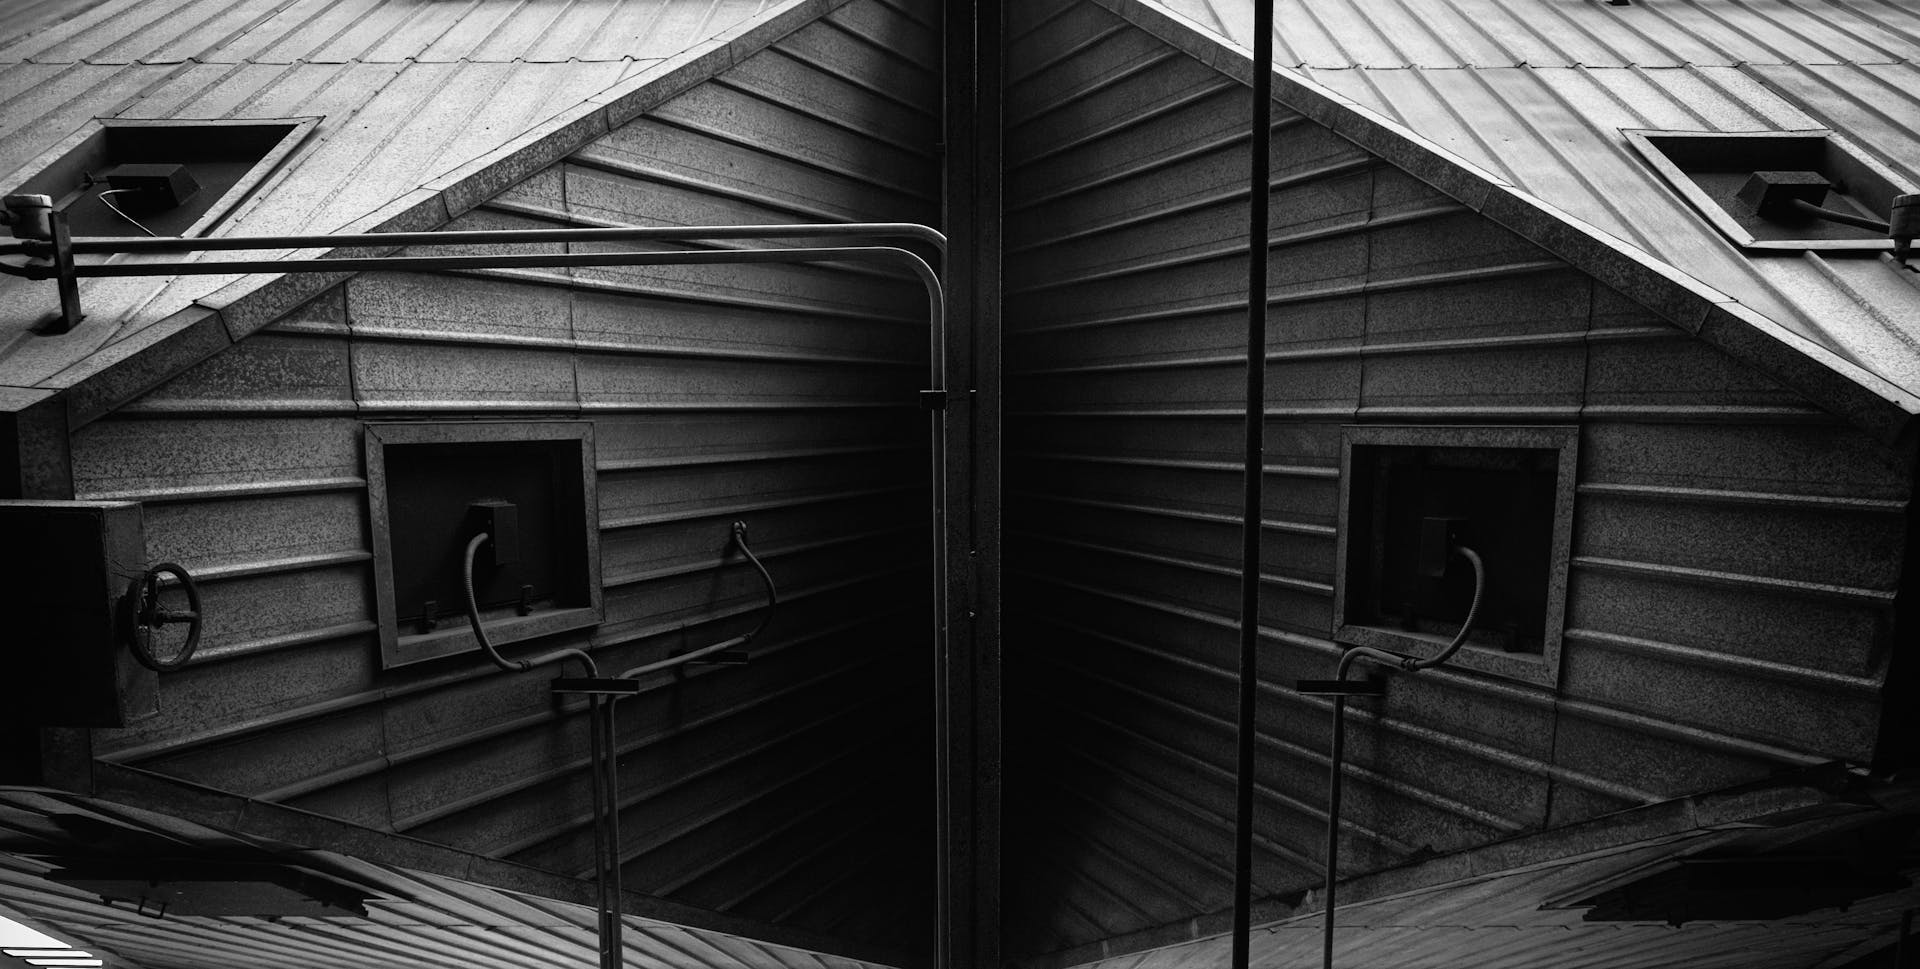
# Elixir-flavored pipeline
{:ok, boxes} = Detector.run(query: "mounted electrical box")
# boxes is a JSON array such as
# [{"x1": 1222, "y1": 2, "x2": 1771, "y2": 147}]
[
  {"x1": 1333, "y1": 426, "x2": 1578, "y2": 686},
  {"x1": 364, "y1": 423, "x2": 601, "y2": 669},
  {"x1": 0, "y1": 500, "x2": 157, "y2": 726}
]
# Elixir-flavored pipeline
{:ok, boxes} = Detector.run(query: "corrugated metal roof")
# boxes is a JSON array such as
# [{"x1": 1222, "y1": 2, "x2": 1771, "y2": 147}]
[
  {"x1": 0, "y1": 786, "x2": 901, "y2": 969},
  {"x1": 1145, "y1": 0, "x2": 1920, "y2": 395},
  {"x1": 1025, "y1": 773, "x2": 1920, "y2": 969},
  {"x1": 1161, "y1": 0, "x2": 1920, "y2": 69},
  {"x1": 0, "y1": 0, "x2": 780, "y2": 390}
]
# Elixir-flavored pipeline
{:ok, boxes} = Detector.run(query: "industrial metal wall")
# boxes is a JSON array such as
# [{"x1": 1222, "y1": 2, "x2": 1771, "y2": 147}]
[
  {"x1": 60, "y1": 0, "x2": 940, "y2": 958},
  {"x1": 1002, "y1": 0, "x2": 1915, "y2": 957}
]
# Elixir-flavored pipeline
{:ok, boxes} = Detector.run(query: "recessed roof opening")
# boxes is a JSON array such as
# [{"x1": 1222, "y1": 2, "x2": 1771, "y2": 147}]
[
  {"x1": 1625, "y1": 129, "x2": 1911, "y2": 252},
  {"x1": 2, "y1": 118, "x2": 318, "y2": 239}
]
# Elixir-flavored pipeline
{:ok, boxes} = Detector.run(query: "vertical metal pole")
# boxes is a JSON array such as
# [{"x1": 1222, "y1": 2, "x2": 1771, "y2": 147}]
[
  {"x1": 1321, "y1": 695, "x2": 1349, "y2": 969},
  {"x1": 601, "y1": 696, "x2": 626, "y2": 969},
  {"x1": 48, "y1": 209, "x2": 83, "y2": 334},
  {"x1": 586, "y1": 693, "x2": 613, "y2": 969},
  {"x1": 940, "y1": 0, "x2": 1001, "y2": 966},
  {"x1": 1232, "y1": 4, "x2": 1274, "y2": 969}
]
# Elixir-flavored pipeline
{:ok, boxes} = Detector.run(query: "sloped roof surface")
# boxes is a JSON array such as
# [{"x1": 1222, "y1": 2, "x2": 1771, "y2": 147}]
[
  {"x1": 1150, "y1": 0, "x2": 1920, "y2": 395},
  {"x1": 0, "y1": 785, "x2": 900, "y2": 969},
  {"x1": 0, "y1": 0, "x2": 777, "y2": 393}
]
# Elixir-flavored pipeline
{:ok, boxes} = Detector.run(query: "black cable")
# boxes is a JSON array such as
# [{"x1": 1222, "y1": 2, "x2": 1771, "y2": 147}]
[
  {"x1": 1788, "y1": 198, "x2": 1892, "y2": 234},
  {"x1": 462, "y1": 532, "x2": 596, "y2": 676},
  {"x1": 617, "y1": 521, "x2": 777, "y2": 678},
  {"x1": 96, "y1": 189, "x2": 158, "y2": 238}
]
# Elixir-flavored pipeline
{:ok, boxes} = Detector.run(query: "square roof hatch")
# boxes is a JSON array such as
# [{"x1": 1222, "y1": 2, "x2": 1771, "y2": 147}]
[
  {"x1": 1624, "y1": 129, "x2": 1909, "y2": 252},
  {"x1": 2, "y1": 118, "x2": 317, "y2": 239}
]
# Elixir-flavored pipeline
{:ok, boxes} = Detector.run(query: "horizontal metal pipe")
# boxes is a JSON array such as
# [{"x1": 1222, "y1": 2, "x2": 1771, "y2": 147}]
[
  {"x1": 7, "y1": 245, "x2": 927, "y2": 280},
  {"x1": 0, "y1": 221, "x2": 946, "y2": 258}
]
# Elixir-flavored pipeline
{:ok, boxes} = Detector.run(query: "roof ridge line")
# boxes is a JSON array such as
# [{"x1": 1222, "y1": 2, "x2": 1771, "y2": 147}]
[{"x1": 1088, "y1": 0, "x2": 1920, "y2": 445}]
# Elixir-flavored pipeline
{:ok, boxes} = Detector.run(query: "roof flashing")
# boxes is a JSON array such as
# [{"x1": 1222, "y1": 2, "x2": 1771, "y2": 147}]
[{"x1": 1624, "y1": 129, "x2": 1911, "y2": 253}]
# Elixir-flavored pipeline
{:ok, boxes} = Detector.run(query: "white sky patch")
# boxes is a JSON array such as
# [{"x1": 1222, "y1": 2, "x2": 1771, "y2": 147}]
[{"x1": 0, "y1": 917, "x2": 65, "y2": 951}]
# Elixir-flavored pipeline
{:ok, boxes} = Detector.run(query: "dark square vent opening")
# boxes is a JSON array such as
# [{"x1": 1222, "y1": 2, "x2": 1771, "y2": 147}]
[
  {"x1": 1334, "y1": 426, "x2": 1578, "y2": 686},
  {"x1": 365, "y1": 422, "x2": 602, "y2": 669},
  {"x1": 4, "y1": 118, "x2": 317, "y2": 239},
  {"x1": 1624, "y1": 129, "x2": 1910, "y2": 251}
]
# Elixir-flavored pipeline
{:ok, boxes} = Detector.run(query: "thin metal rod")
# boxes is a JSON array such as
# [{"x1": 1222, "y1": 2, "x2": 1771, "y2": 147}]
[
  {"x1": 18, "y1": 245, "x2": 928, "y2": 279},
  {"x1": 1788, "y1": 198, "x2": 1892, "y2": 233},
  {"x1": 0, "y1": 221, "x2": 947, "y2": 258},
  {"x1": 1321, "y1": 549, "x2": 1484, "y2": 969},
  {"x1": 586, "y1": 693, "x2": 613, "y2": 969},
  {"x1": 1232, "y1": 3, "x2": 1274, "y2": 969},
  {"x1": 1322, "y1": 693, "x2": 1347, "y2": 969},
  {"x1": 599, "y1": 695, "x2": 626, "y2": 969}
]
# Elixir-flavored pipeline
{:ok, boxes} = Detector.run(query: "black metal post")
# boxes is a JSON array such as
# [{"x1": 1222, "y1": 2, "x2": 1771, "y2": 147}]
[
  {"x1": 47, "y1": 209, "x2": 82, "y2": 334},
  {"x1": 1232, "y1": 4, "x2": 1274, "y2": 969}
]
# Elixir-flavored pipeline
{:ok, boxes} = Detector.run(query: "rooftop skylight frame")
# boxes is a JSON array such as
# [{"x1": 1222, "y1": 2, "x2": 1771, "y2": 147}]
[
  {"x1": 1623, "y1": 128, "x2": 1911, "y2": 252},
  {"x1": 2, "y1": 117, "x2": 319, "y2": 240}
]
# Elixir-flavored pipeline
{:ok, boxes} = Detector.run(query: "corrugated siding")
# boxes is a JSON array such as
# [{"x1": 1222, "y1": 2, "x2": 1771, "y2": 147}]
[
  {"x1": 0, "y1": 0, "x2": 781, "y2": 388},
  {"x1": 62, "y1": 0, "x2": 941, "y2": 957},
  {"x1": 1124, "y1": 0, "x2": 1920, "y2": 413},
  {"x1": 1002, "y1": 0, "x2": 1913, "y2": 958}
]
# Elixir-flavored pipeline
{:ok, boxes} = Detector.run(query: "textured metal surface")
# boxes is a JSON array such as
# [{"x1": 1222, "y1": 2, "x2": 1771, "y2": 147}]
[
  {"x1": 1002, "y1": 0, "x2": 1914, "y2": 960},
  {"x1": 1137, "y1": 0, "x2": 1920, "y2": 396},
  {"x1": 0, "y1": 786, "x2": 904, "y2": 969},
  {"x1": 50, "y1": 0, "x2": 941, "y2": 959},
  {"x1": 1029, "y1": 773, "x2": 1920, "y2": 969},
  {"x1": 0, "y1": 0, "x2": 790, "y2": 390}
]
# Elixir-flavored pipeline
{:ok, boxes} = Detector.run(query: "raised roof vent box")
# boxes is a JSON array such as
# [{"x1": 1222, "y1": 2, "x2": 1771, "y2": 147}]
[
  {"x1": 1624, "y1": 129, "x2": 1911, "y2": 251},
  {"x1": 1, "y1": 117, "x2": 317, "y2": 238}
]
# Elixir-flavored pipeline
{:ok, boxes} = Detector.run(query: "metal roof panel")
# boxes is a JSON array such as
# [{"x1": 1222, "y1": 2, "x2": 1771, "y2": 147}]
[
  {"x1": 1167, "y1": 0, "x2": 1920, "y2": 68},
  {"x1": 1146, "y1": 0, "x2": 1920, "y2": 396},
  {"x1": 0, "y1": 0, "x2": 789, "y2": 390}
]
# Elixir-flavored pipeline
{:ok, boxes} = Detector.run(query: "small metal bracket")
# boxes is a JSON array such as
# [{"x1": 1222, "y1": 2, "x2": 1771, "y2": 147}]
[
  {"x1": 1296, "y1": 677, "x2": 1387, "y2": 697},
  {"x1": 920, "y1": 388, "x2": 974, "y2": 411},
  {"x1": 552, "y1": 677, "x2": 643, "y2": 696},
  {"x1": 417, "y1": 600, "x2": 438, "y2": 634}
]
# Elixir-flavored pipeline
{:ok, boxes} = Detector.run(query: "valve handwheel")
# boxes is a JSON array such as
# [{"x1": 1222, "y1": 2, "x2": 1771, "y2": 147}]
[{"x1": 122, "y1": 562, "x2": 202, "y2": 672}]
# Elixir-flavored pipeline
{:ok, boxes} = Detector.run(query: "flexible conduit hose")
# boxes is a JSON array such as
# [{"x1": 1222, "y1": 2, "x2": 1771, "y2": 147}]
[
  {"x1": 619, "y1": 521, "x2": 778, "y2": 679},
  {"x1": 1321, "y1": 546, "x2": 1484, "y2": 969},
  {"x1": 463, "y1": 532, "x2": 598, "y2": 676},
  {"x1": 463, "y1": 532, "x2": 621, "y2": 969}
]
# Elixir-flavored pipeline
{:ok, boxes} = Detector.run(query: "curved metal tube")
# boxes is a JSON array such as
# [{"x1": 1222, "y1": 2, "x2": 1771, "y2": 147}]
[
  {"x1": 462, "y1": 532, "x2": 598, "y2": 677},
  {"x1": 1321, "y1": 546, "x2": 1484, "y2": 969},
  {"x1": 619, "y1": 520, "x2": 779, "y2": 678}
]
